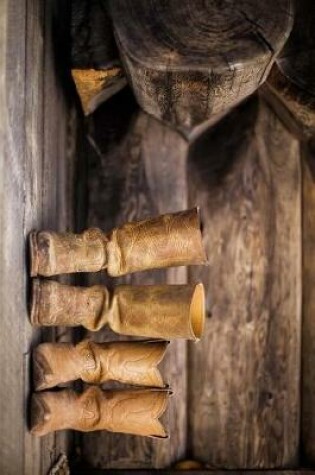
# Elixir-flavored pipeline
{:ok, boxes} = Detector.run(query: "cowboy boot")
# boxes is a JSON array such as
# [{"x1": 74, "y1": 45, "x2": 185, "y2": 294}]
[
  {"x1": 31, "y1": 279, "x2": 205, "y2": 340},
  {"x1": 30, "y1": 208, "x2": 207, "y2": 277},
  {"x1": 30, "y1": 387, "x2": 170, "y2": 437},
  {"x1": 33, "y1": 339, "x2": 169, "y2": 390}
]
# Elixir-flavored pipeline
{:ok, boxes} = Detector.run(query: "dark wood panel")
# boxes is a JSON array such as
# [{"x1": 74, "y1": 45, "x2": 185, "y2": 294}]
[
  {"x1": 188, "y1": 95, "x2": 301, "y2": 468},
  {"x1": 71, "y1": 0, "x2": 126, "y2": 115},
  {"x1": 260, "y1": 0, "x2": 315, "y2": 464},
  {"x1": 81, "y1": 89, "x2": 189, "y2": 469},
  {"x1": 71, "y1": 0, "x2": 119, "y2": 69}
]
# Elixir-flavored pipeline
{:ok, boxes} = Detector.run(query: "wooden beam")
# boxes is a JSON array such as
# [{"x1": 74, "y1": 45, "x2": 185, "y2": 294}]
[
  {"x1": 188, "y1": 95, "x2": 301, "y2": 467},
  {"x1": 108, "y1": 0, "x2": 293, "y2": 134}
]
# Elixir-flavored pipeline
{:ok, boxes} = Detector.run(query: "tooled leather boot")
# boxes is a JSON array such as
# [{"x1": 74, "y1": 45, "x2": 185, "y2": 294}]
[
  {"x1": 33, "y1": 339, "x2": 169, "y2": 390},
  {"x1": 31, "y1": 279, "x2": 205, "y2": 340},
  {"x1": 30, "y1": 208, "x2": 207, "y2": 277},
  {"x1": 30, "y1": 387, "x2": 171, "y2": 437}
]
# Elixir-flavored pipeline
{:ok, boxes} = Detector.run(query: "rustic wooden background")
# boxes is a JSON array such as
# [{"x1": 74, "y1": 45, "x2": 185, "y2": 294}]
[{"x1": 1, "y1": 0, "x2": 315, "y2": 473}]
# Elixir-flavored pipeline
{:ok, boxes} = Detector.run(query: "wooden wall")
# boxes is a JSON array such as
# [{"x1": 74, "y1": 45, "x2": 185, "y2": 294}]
[
  {"x1": 0, "y1": 0, "x2": 78, "y2": 473},
  {"x1": 78, "y1": 88, "x2": 303, "y2": 470}
]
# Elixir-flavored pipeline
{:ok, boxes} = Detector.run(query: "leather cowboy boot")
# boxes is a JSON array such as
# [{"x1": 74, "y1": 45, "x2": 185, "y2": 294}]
[
  {"x1": 31, "y1": 387, "x2": 170, "y2": 437},
  {"x1": 31, "y1": 279, "x2": 205, "y2": 340},
  {"x1": 33, "y1": 339, "x2": 169, "y2": 390},
  {"x1": 30, "y1": 208, "x2": 207, "y2": 277}
]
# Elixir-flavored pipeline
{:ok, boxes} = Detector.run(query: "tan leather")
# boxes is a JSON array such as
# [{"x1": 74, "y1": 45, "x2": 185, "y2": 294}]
[
  {"x1": 30, "y1": 208, "x2": 207, "y2": 277},
  {"x1": 30, "y1": 387, "x2": 170, "y2": 437},
  {"x1": 31, "y1": 279, "x2": 205, "y2": 339},
  {"x1": 33, "y1": 339, "x2": 169, "y2": 390}
]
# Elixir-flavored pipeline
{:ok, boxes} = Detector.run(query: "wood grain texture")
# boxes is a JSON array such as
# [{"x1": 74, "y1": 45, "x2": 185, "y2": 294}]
[
  {"x1": 109, "y1": 0, "x2": 293, "y2": 134},
  {"x1": 302, "y1": 144, "x2": 315, "y2": 465},
  {"x1": 188, "y1": 96, "x2": 301, "y2": 468},
  {"x1": 80, "y1": 89, "x2": 189, "y2": 469},
  {"x1": 0, "y1": 0, "x2": 77, "y2": 473}
]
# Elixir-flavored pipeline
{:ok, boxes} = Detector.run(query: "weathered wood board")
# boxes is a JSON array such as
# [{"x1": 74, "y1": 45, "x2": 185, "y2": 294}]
[
  {"x1": 0, "y1": 0, "x2": 78, "y2": 473},
  {"x1": 81, "y1": 88, "x2": 189, "y2": 469},
  {"x1": 261, "y1": 0, "x2": 315, "y2": 464},
  {"x1": 302, "y1": 144, "x2": 315, "y2": 465},
  {"x1": 188, "y1": 95, "x2": 301, "y2": 468}
]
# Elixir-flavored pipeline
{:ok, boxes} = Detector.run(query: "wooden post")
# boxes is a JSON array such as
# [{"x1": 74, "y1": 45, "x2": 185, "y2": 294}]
[{"x1": 108, "y1": 0, "x2": 293, "y2": 135}]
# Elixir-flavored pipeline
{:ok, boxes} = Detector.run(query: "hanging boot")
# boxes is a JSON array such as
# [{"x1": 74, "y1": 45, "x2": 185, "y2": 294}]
[
  {"x1": 30, "y1": 208, "x2": 206, "y2": 277},
  {"x1": 30, "y1": 387, "x2": 170, "y2": 437},
  {"x1": 31, "y1": 279, "x2": 205, "y2": 340},
  {"x1": 33, "y1": 339, "x2": 169, "y2": 390}
]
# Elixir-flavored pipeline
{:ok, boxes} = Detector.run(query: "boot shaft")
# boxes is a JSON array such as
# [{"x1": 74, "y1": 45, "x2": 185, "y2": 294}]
[{"x1": 31, "y1": 279, "x2": 108, "y2": 330}]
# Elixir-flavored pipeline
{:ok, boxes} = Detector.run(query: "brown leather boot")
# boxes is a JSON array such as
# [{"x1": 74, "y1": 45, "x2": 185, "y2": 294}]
[
  {"x1": 30, "y1": 387, "x2": 170, "y2": 437},
  {"x1": 30, "y1": 208, "x2": 206, "y2": 277},
  {"x1": 31, "y1": 279, "x2": 205, "y2": 339},
  {"x1": 33, "y1": 339, "x2": 169, "y2": 390}
]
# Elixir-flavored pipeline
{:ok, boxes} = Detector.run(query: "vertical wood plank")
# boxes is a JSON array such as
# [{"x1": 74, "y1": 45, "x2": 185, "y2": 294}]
[
  {"x1": 0, "y1": 0, "x2": 77, "y2": 472},
  {"x1": 0, "y1": 0, "x2": 27, "y2": 473},
  {"x1": 23, "y1": 0, "x2": 45, "y2": 473},
  {"x1": 302, "y1": 143, "x2": 315, "y2": 464},
  {"x1": 81, "y1": 89, "x2": 189, "y2": 469},
  {"x1": 188, "y1": 96, "x2": 301, "y2": 468},
  {"x1": 40, "y1": 1, "x2": 76, "y2": 472}
]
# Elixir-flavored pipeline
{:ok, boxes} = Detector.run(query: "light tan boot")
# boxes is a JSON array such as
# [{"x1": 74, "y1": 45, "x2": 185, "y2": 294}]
[
  {"x1": 30, "y1": 208, "x2": 206, "y2": 277},
  {"x1": 31, "y1": 279, "x2": 205, "y2": 340},
  {"x1": 33, "y1": 339, "x2": 169, "y2": 390},
  {"x1": 30, "y1": 387, "x2": 170, "y2": 437}
]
